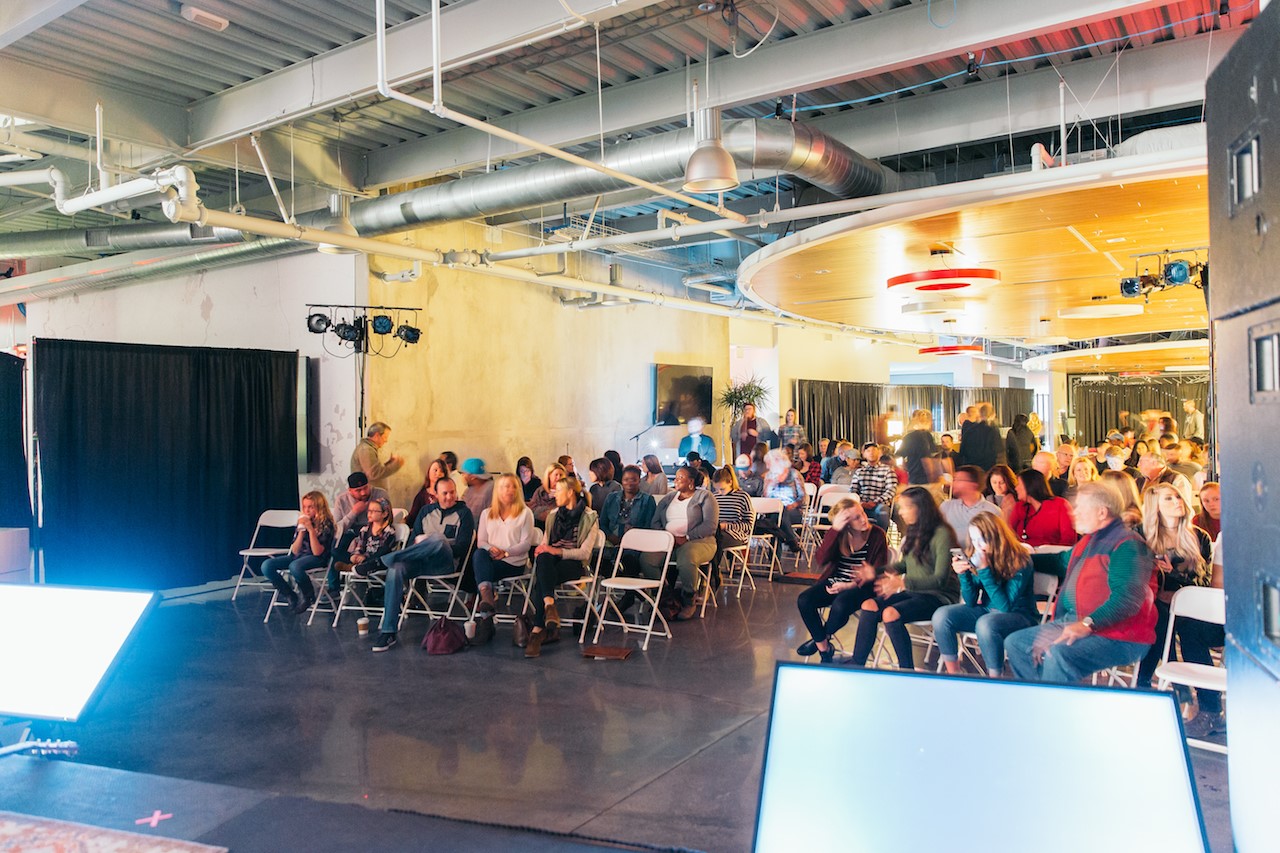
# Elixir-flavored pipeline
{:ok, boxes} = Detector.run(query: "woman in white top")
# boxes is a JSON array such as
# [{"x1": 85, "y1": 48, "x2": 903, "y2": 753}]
[{"x1": 474, "y1": 473, "x2": 535, "y2": 615}]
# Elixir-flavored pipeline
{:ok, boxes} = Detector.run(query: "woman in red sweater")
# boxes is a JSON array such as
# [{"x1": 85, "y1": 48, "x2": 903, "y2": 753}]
[{"x1": 1008, "y1": 468, "x2": 1077, "y2": 547}]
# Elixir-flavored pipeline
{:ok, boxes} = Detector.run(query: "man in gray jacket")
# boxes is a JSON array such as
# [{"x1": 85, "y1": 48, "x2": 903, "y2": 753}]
[{"x1": 652, "y1": 466, "x2": 720, "y2": 620}]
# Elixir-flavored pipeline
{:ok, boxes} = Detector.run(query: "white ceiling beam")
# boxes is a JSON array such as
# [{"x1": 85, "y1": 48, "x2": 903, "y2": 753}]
[
  {"x1": 363, "y1": 0, "x2": 1171, "y2": 188},
  {"x1": 186, "y1": 0, "x2": 668, "y2": 151},
  {"x1": 0, "y1": 55, "x2": 360, "y2": 190},
  {"x1": 0, "y1": 0, "x2": 91, "y2": 49},
  {"x1": 811, "y1": 28, "x2": 1241, "y2": 161}
]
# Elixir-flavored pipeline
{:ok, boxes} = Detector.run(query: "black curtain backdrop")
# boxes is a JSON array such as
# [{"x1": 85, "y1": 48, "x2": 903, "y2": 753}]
[
  {"x1": 0, "y1": 353, "x2": 32, "y2": 531},
  {"x1": 1072, "y1": 381, "x2": 1205, "y2": 447},
  {"x1": 795, "y1": 380, "x2": 1035, "y2": 446},
  {"x1": 34, "y1": 339, "x2": 298, "y2": 590}
]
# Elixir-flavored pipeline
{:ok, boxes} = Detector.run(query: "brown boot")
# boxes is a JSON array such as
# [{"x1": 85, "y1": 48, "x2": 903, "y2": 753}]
[
  {"x1": 524, "y1": 629, "x2": 544, "y2": 658},
  {"x1": 544, "y1": 599, "x2": 561, "y2": 629}
]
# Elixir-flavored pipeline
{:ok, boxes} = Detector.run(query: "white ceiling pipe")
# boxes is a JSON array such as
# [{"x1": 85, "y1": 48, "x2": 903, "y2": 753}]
[
  {"x1": 179, "y1": 206, "x2": 446, "y2": 265},
  {"x1": 373, "y1": 0, "x2": 748, "y2": 226}
]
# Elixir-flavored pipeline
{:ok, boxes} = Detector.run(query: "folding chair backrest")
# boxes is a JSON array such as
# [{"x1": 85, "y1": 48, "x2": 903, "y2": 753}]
[
  {"x1": 252, "y1": 509, "x2": 302, "y2": 546},
  {"x1": 617, "y1": 528, "x2": 675, "y2": 562},
  {"x1": 817, "y1": 483, "x2": 850, "y2": 498},
  {"x1": 589, "y1": 528, "x2": 609, "y2": 575},
  {"x1": 817, "y1": 492, "x2": 849, "y2": 515},
  {"x1": 1168, "y1": 586, "x2": 1225, "y2": 625},
  {"x1": 751, "y1": 497, "x2": 784, "y2": 521},
  {"x1": 803, "y1": 482, "x2": 818, "y2": 505},
  {"x1": 393, "y1": 522, "x2": 410, "y2": 549},
  {"x1": 1033, "y1": 572, "x2": 1059, "y2": 622},
  {"x1": 392, "y1": 507, "x2": 409, "y2": 524}
]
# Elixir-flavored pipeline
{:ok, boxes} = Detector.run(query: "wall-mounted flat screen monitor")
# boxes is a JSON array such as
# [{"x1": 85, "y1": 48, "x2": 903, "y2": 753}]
[
  {"x1": 754, "y1": 663, "x2": 1208, "y2": 852},
  {"x1": 0, "y1": 584, "x2": 155, "y2": 722},
  {"x1": 654, "y1": 364, "x2": 713, "y2": 426}
]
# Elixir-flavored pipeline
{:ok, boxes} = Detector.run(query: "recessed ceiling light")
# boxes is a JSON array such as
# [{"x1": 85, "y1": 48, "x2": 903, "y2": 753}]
[
  {"x1": 1057, "y1": 303, "x2": 1145, "y2": 319},
  {"x1": 814, "y1": 269, "x2": 831, "y2": 275},
  {"x1": 1105, "y1": 237, "x2": 1126, "y2": 244},
  {"x1": 180, "y1": 4, "x2": 229, "y2": 31}
]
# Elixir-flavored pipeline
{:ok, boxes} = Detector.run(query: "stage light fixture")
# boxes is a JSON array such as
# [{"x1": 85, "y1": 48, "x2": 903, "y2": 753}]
[
  {"x1": 1164, "y1": 259, "x2": 1192, "y2": 285},
  {"x1": 306, "y1": 313, "x2": 331, "y2": 333},
  {"x1": 395, "y1": 324, "x2": 421, "y2": 344},
  {"x1": 334, "y1": 320, "x2": 363, "y2": 343},
  {"x1": 370, "y1": 314, "x2": 394, "y2": 335},
  {"x1": 1120, "y1": 277, "x2": 1144, "y2": 298}
]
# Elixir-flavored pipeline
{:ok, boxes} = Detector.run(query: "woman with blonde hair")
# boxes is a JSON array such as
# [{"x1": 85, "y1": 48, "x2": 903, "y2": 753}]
[
  {"x1": 1100, "y1": 468, "x2": 1143, "y2": 530},
  {"x1": 474, "y1": 473, "x2": 535, "y2": 615},
  {"x1": 1135, "y1": 482, "x2": 1213, "y2": 687},
  {"x1": 527, "y1": 462, "x2": 567, "y2": 529},
  {"x1": 899, "y1": 408, "x2": 939, "y2": 486},
  {"x1": 933, "y1": 511, "x2": 1038, "y2": 676},
  {"x1": 1064, "y1": 455, "x2": 1100, "y2": 506},
  {"x1": 261, "y1": 490, "x2": 336, "y2": 613}
]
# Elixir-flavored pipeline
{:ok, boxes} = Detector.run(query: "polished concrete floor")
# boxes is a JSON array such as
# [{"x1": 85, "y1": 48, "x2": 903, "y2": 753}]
[{"x1": 23, "y1": 576, "x2": 1233, "y2": 852}]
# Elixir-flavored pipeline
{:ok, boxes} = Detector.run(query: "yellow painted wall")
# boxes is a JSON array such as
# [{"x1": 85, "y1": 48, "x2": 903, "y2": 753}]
[{"x1": 365, "y1": 220, "x2": 731, "y2": 506}]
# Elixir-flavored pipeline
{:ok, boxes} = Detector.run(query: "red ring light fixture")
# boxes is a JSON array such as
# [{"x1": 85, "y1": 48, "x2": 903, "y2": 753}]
[
  {"x1": 887, "y1": 268, "x2": 1000, "y2": 293},
  {"x1": 917, "y1": 345, "x2": 984, "y2": 356}
]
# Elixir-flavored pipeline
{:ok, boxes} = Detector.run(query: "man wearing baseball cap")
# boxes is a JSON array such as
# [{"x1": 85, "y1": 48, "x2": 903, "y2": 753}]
[{"x1": 460, "y1": 458, "x2": 494, "y2": 521}]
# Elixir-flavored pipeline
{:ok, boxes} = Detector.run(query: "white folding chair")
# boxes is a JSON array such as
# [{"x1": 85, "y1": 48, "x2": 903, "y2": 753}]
[
  {"x1": 590, "y1": 529, "x2": 676, "y2": 651},
  {"x1": 471, "y1": 527, "x2": 540, "y2": 624},
  {"x1": 817, "y1": 483, "x2": 852, "y2": 500},
  {"x1": 748, "y1": 497, "x2": 784, "y2": 581},
  {"x1": 720, "y1": 543, "x2": 754, "y2": 597},
  {"x1": 1155, "y1": 586, "x2": 1227, "y2": 754},
  {"x1": 392, "y1": 507, "x2": 409, "y2": 524},
  {"x1": 235, "y1": 509, "x2": 300, "y2": 600},
  {"x1": 399, "y1": 532, "x2": 476, "y2": 625},
  {"x1": 551, "y1": 528, "x2": 606, "y2": 631}
]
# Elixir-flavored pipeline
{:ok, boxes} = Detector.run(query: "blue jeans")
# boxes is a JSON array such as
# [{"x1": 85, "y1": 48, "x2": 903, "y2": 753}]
[
  {"x1": 473, "y1": 549, "x2": 526, "y2": 588},
  {"x1": 932, "y1": 604, "x2": 1035, "y2": 674},
  {"x1": 261, "y1": 554, "x2": 326, "y2": 601},
  {"x1": 1005, "y1": 621, "x2": 1150, "y2": 684},
  {"x1": 379, "y1": 534, "x2": 456, "y2": 633}
]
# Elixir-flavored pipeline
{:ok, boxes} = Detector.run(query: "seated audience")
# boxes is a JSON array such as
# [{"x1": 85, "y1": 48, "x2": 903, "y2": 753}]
[
  {"x1": 1064, "y1": 455, "x2": 1100, "y2": 506},
  {"x1": 1126, "y1": 439, "x2": 1149, "y2": 472},
  {"x1": 528, "y1": 463, "x2": 566, "y2": 529},
  {"x1": 710, "y1": 466, "x2": 756, "y2": 586},
  {"x1": 1135, "y1": 483, "x2": 1214, "y2": 689},
  {"x1": 847, "y1": 487, "x2": 960, "y2": 669},
  {"x1": 829, "y1": 443, "x2": 858, "y2": 487},
  {"x1": 346, "y1": 497, "x2": 398, "y2": 578},
  {"x1": 1100, "y1": 444, "x2": 1127, "y2": 474},
  {"x1": 938, "y1": 465, "x2": 1001, "y2": 548},
  {"x1": 933, "y1": 511, "x2": 1038, "y2": 677},
  {"x1": 460, "y1": 458, "x2": 495, "y2": 520},
  {"x1": 985, "y1": 464, "x2": 1018, "y2": 521},
  {"x1": 515, "y1": 456, "x2": 541, "y2": 502},
  {"x1": 1033, "y1": 450, "x2": 1068, "y2": 499},
  {"x1": 407, "y1": 458, "x2": 450, "y2": 527},
  {"x1": 1009, "y1": 469, "x2": 1076, "y2": 547},
  {"x1": 1005, "y1": 482, "x2": 1157, "y2": 683},
  {"x1": 640, "y1": 454, "x2": 670, "y2": 496},
  {"x1": 824, "y1": 440, "x2": 852, "y2": 483},
  {"x1": 762, "y1": 448, "x2": 806, "y2": 553},
  {"x1": 1194, "y1": 481, "x2": 1221, "y2": 540},
  {"x1": 371, "y1": 478, "x2": 475, "y2": 653},
  {"x1": 440, "y1": 450, "x2": 467, "y2": 496},
  {"x1": 1100, "y1": 468, "x2": 1144, "y2": 530},
  {"x1": 525, "y1": 477, "x2": 598, "y2": 658},
  {"x1": 849, "y1": 442, "x2": 896, "y2": 529},
  {"x1": 795, "y1": 442, "x2": 822, "y2": 486},
  {"x1": 262, "y1": 490, "x2": 336, "y2": 613},
  {"x1": 604, "y1": 450, "x2": 624, "y2": 477},
  {"x1": 1168, "y1": 440, "x2": 1203, "y2": 482},
  {"x1": 1179, "y1": 532, "x2": 1226, "y2": 737},
  {"x1": 737, "y1": 453, "x2": 765, "y2": 497},
  {"x1": 653, "y1": 466, "x2": 720, "y2": 620},
  {"x1": 795, "y1": 500, "x2": 889, "y2": 663},
  {"x1": 474, "y1": 474, "x2": 536, "y2": 616},
  {"x1": 1135, "y1": 452, "x2": 1194, "y2": 504},
  {"x1": 329, "y1": 472, "x2": 390, "y2": 594},
  {"x1": 587, "y1": 457, "x2": 621, "y2": 512},
  {"x1": 599, "y1": 464, "x2": 657, "y2": 579},
  {"x1": 558, "y1": 454, "x2": 577, "y2": 479}
]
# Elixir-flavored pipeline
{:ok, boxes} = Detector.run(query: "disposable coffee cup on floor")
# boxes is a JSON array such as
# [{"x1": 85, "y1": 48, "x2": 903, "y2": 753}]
[
  {"x1": 357, "y1": 617, "x2": 370, "y2": 636},
  {"x1": 464, "y1": 620, "x2": 477, "y2": 640}
]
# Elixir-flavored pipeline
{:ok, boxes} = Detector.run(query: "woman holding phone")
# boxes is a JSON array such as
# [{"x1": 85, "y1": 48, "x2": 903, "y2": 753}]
[
  {"x1": 795, "y1": 499, "x2": 889, "y2": 663},
  {"x1": 931, "y1": 512, "x2": 1039, "y2": 676}
]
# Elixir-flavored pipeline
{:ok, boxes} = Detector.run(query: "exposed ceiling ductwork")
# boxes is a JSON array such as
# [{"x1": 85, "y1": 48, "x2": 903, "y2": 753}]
[{"x1": 0, "y1": 222, "x2": 246, "y2": 258}]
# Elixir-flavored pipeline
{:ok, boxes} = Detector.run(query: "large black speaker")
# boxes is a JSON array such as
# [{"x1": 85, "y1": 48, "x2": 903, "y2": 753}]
[{"x1": 1206, "y1": 3, "x2": 1280, "y2": 850}]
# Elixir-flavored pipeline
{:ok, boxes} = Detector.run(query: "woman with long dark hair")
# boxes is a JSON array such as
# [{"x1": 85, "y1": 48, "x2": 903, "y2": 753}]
[
  {"x1": 985, "y1": 464, "x2": 1018, "y2": 521},
  {"x1": 846, "y1": 487, "x2": 959, "y2": 669},
  {"x1": 515, "y1": 456, "x2": 541, "y2": 502},
  {"x1": 1008, "y1": 469, "x2": 1076, "y2": 547},
  {"x1": 639, "y1": 454, "x2": 669, "y2": 497},
  {"x1": 795, "y1": 499, "x2": 889, "y2": 663},
  {"x1": 932, "y1": 512, "x2": 1038, "y2": 676}
]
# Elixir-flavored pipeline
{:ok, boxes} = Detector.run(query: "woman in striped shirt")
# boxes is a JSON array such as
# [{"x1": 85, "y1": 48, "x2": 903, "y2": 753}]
[
  {"x1": 711, "y1": 466, "x2": 756, "y2": 589},
  {"x1": 795, "y1": 499, "x2": 889, "y2": 662}
]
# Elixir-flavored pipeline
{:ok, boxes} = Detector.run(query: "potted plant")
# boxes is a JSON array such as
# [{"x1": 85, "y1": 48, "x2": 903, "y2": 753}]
[{"x1": 718, "y1": 375, "x2": 771, "y2": 420}]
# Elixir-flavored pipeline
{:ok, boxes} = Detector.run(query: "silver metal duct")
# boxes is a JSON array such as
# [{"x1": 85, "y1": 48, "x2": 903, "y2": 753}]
[
  {"x1": 349, "y1": 118, "x2": 918, "y2": 234},
  {"x1": 0, "y1": 222, "x2": 247, "y2": 258}
]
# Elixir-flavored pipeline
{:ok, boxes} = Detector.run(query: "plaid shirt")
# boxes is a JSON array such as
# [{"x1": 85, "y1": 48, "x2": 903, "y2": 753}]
[{"x1": 851, "y1": 463, "x2": 897, "y2": 508}]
